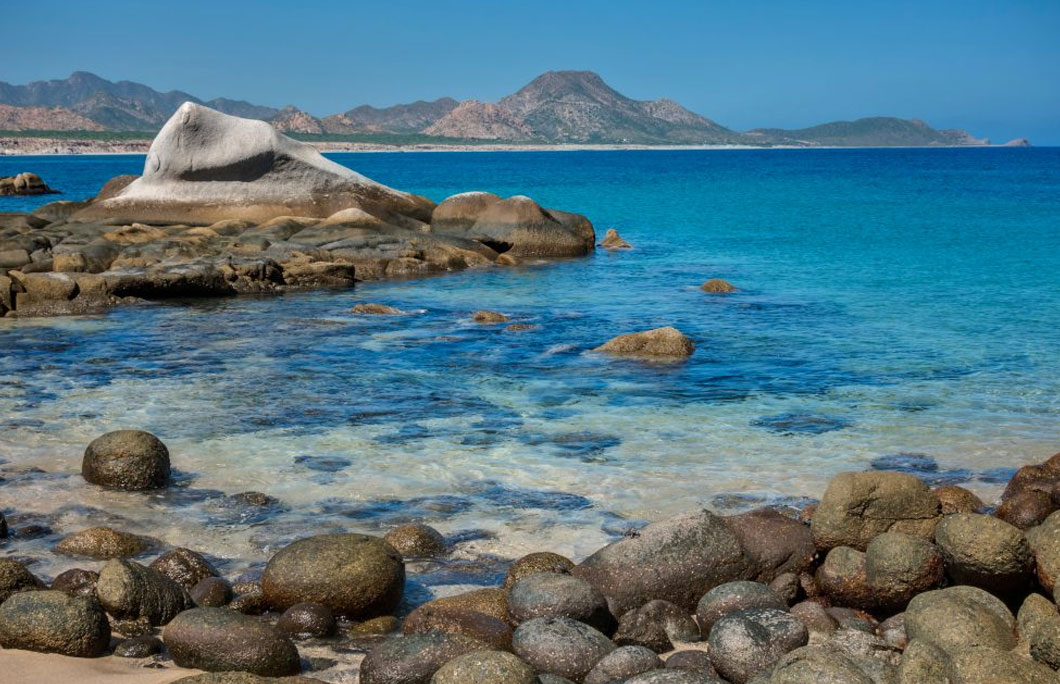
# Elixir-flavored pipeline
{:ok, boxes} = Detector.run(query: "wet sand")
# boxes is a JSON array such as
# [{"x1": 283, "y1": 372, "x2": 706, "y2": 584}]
[{"x1": 1, "y1": 650, "x2": 197, "y2": 684}]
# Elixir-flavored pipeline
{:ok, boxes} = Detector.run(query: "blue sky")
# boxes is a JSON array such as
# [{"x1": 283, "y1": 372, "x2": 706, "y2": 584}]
[{"x1": 5, "y1": 0, "x2": 1059, "y2": 143}]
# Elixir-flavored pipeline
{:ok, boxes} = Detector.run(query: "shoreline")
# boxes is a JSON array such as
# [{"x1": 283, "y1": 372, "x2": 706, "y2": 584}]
[{"x1": 0, "y1": 136, "x2": 1032, "y2": 156}]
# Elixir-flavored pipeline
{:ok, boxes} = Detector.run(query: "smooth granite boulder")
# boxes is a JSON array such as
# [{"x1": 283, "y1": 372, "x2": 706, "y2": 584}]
[
  {"x1": 430, "y1": 650, "x2": 537, "y2": 684},
  {"x1": 811, "y1": 471, "x2": 941, "y2": 551},
  {"x1": 276, "y1": 602, "x2": 336, "y2": 639},
  {"x1": 696, "y1": 581, "x2": 788, "y2": 638},
  {"x1": 1027, "y1": 510, "x2": 1060, "y2": 592},
  {"x1": 359, "y1": 631, "x2": 490, "y2": 684},
  {"x1": 934, "y1": 513, "x2": 1034, "y2": 595},
  {"x1": 96, "y1": 558, "x2": 190, "y2": 625},
  {"x1": 593, "y1": 327, "x2": 695, "y2": 359},
  {"x1": 0, "y1": 590, "x2": 110, "y2": 657},
  {"x1": 431, "y1": 192, "x2": 595, "y2": 258},
  {"x1": 73, "y1": 103, "x2": 435, "y2": 226},
  {"x1": 707, "y1": 608, "x2": 809, "y2": 684},
  {"x1": 426, "y1": 587, "x2": 510, "y2": 623},
  {"x1": 51, "y1": 568, "x2": 99, "y2": 597},
  {"x1": 114, "y1": 634, "x2": 164, "y2": 658},
  {"x1": 163, "y1": 607, "x2": 301, "y2": 676},
  {"x1": 614, "y1": 599, "x2": 701, "y2": 652},
  {"x1": 723, "y1": 509, "x2": 816, "y2": 583},
  {"x1": 81, "y1": 429, "x2": 171, "y2": 490},
  {"x1": 384, "y1": 523, "x2": 447, "y2": 557},
  {"x1": 904, "y1": 585, "x2": 1017, "y2": 654},
  {"x1": 261, "y1": 533, "x2": 404, "y2": 618},
  {"x1": 864, "y1": 532, "x2": 944, "y2": 612},
  {"x1": 574, "y1": 509, "x2": 749, "y2": 616},
  {"x1": 0, "y1": 558, "x2": 44, "y2": 602},
  {"x1": 512, "y1": 616, "x2": 615, "y2": 683},
  {"x1": 55, "y1": 526, "x2": 150, "y2": 559},
  {"x1": 508, "y1": 572, "x2": 614, "y2": 633},
  {"x1": 767, "y1": 646, "x2": 875, "y2": 684},
  {"x1": 150, "y1": 547, "x2": 219, "y2": 589},
  {"x1": 584, "y1": 645, "x2": 662, "y2": 683},
  {"x1": 403, "y1": 604, "x2": 512, "y2": 650},
  {"x1": 624, "y1": 672, "x2": 726, "y2": 684},
  {"x1": 503, "y1": 551, "x2": 576, "y2": 589},
  {"x1": 190, "y1": 577, "x2": 232, "y2": 607}
]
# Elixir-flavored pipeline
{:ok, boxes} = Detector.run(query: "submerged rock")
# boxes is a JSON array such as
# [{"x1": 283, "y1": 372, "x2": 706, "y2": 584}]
[
  {"x1": 593, "y1": 327, "x2": 695, "y2": 359},
  {"x1": 261, "y1": 532, "x2": 404, "y2": 618},
  {"x1": 701, "y1": 278, "x2": 736, "y2": 293},
  {"x1": 81, "y1": 429, "x2": 171, "y2": 491},
  {"x1": 163, "y1": 607, "x2": 301, "y2": 676},
  {"x1": 0, "y1": 590, "x2": 110, "y2": 657},
  {"x1": 352, "y1": 303, "x2": 406, "y2": 315},
  {"x1": 599, "y1": 228, "x2": 632, "y2": 249},
  {"x1": 472, "y1": 309, "x2": 510, "y2": 323}
]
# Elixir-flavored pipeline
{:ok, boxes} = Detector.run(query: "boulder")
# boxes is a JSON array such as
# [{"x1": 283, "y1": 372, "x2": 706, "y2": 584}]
[
  {"x1": 149, "y1": 547, "x2": 219, "y2": 589},
  {"x1": 163, "y1": 607, "x2": 301, "y2": 676},
  {"x1": 665, "y1": 650, "x2": 718, "y2": 673},
  {"x1": 430, "y1": 650, "x2": 537, "y2": 684},
  {"x1": 51, "y1": 568, "x2": 99, "y2": 597},
  {"x1": 55, "y1": 526, "x2": 150, "y2": 559},
  {"x1": 508, "y1": 572, "x2": 614, "y2": 633},
  {"x1": 949, "y1": 646, "x2": 1058, "y2": 683},
  {"x1": 723, "y1": 508, "x2": 816, "y2": 583},
  {"x1": 864, "y1": 532, "x2": 944, "y2": 612},
  {"x1": 170, "y1": 675, "x2": 324, "y2": 684},
  {"x1": 261, "y1": 533, "x2": 404, "y2": 618},
  {"x1": 511, "y1": 616, "x2": 615, "y2": 683},
  {"x1": 810, "y1": 471, "x2": 940, "y2": 551},
  {"x1": 0, "y1": 590, "x2": 110, "y2": 657},
  {"x1": 933, "y1": 485, "x2": 984, "y2": 515},
  {"x1": 427, "y1": 587, "x2": 509, "y2": 623},
  {"x1": 276, "y1": 602, "x2": 336, "y2": 639},
  {"x1": 504, "y1": 552, "x2": 575, "y2": 589},
  {"x1": 1027, "y1": 510, "x2": 1060, "y2": 592},
  {"x1": 593, "y1": 327, "x2": 695, "y2": 359},
  {"x1": 624, "y1": 672, "x2": 726, "y2": 684},
  {"x1": 352, "y1": 303, "x2": 405, "y2": 315},
  {"x1": 997, "y1": 489, "x2": 1057, "y2": 529},
  {"x1": 384, "y1": 523, "x2": 447, "y2": 557},
  {"x1": 190, "y1": 577, "x2": 232, "y2": 607},
  {"x1": 707, "y1": 608, "x2": 809, "y2": 684},
  {"x1": 814, "y1": 547, "x2": 873, "y2": 610},
  {"x1": 614, "y1": 599, "x2": 701, "y2": 652},
  {"x1": 73, "y1": 103, "x2": 435, "y2": 226},
  {"x1": 403, "y1": 604, "x2": 512, "y2": 650},
  {"x1": 0, "y1": 558, "x2": 44, "y2": 603},
  {"x1": 114, "y1": 634, "x2": 164, "y2": 657},
  {"x1": 573, "y1": 509, "x2": 750, "y2": 616},
  {"x1": 934, "y1": 512, "x2": 1034, "y2": 595},
  {"x1": 472, "y1": 310, "x2": 509, "y2": 323},
  {"x1": 788, "y1": 601, "x2": 837, "y2": 634},
  {"x1": 81, "y1": 429, "x2": 171, "y2": 491},
  {"x1": 431, "y1": 192, "x2": 595, "y2": 258},
  {"x1": 767, "y1": 646, "x2": 875, "y2": 684},
  {"x1": 904, "y1": 585, "x2": 1017, "y2": 654},
  {"x1": 701, "y1": 279, "x2": 736, "y2": 294},
  {"x1": 359, "y1": 631, "x2": 490, "y2": 684},
  {"x1": 584, "y1": 645, "x2": 662, "y2": 684},
  {"x1": 599, "y1": 228, "x2": 632, "y2": 249},
  {"x1": 1018, "y1": 593, "x2": 1060, "y2": 670},
  {"x1": 96, "y1": 559, "x2": 190, "y2": 625},
  {"x1": 696, "y1": 581, "x2": 787, "y2": 637},
  {"x1": 0, "y1": 172, "x2": 58, "y2": 196}
]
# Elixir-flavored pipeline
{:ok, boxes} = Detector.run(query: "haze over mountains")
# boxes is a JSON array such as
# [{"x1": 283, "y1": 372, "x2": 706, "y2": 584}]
[{"x1": 0, "y1": 70, "x2": 1024, "y2": 147}]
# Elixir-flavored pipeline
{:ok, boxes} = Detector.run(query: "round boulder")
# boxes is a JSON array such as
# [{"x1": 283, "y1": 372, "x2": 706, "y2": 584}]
[
  {"x1": 933, "y1": 485, "x2": 984, "y2": 515},
  {"x1": 615, "y1": 599, "x2": 701, "y2": 653},
  {"x1": 55, "y1": 526, "x2": 150, "y2": 559},
  {"x1": 114, "y1": 634, "x2": 164, "y2": 658},
  {"x1": 811, "y1": 471, "x2": 940, "y2": 551},
  {"x1": 584, "y1": 645, "x2": 662, "y2": 684},
  {"x1": 403, "y1": 604, "x2": 512, "y2": 650},
  {"x1": 81, "y1": 429, "x2": 171, "y2": 490},
  {"x1": 768, "y1": 646, "x2": 874, "y2": 684},
  {"x1": 666, "y1": 650, "x2": 717, "y2": 674},
  {"x1": 190, "y1": 577, "x2": 232, "y2": 607},
  {"x1": 360, "y1": 631, "x2": 490, "y2": 684},
  {"x1": 707, "y1": 608, "x2": 809, "y2": 684},
  {"x1": 150, "y1": 547, "x2": 219, "y2": 589},
  {"x1": 427, "y1": 587, "x2": 509, "y2": 623},
  {"x1": 51, "y1": 568, "x2": 99, "y2": 597},
  {"x1": 997, "y1": 489, "x2": 1057, "y2": 529},
  {"x1": 1028, "y1": 511, "x2": 1060, "y2": 592},
  {"x1": 261, "y1": 533, "x2": 404, "y2": 618},
  {"x1": 814, "y1": 547, "x2": 872, "y2": 610},
  {"x1": 934, "y1": 513, "x2": 1034, "y2": 595},
  {"x1": 508, "y1": 572, "x2": 614, "y2": 634},
  {"x1": 0, "y1": 590, "x2": 110, "y2": 657},
  {"x1": 384, "y1": 523, "x2": 447, "y2": 558},
  {"x1": 430, "y1": 650, "x2": 537, "y2": 684},
  {"x1": 864, "y1": 532, "x2": 944, "y2": 611},
  {"x1": 593, "y1": 327, "x2": 694, "y2": 359},
  {"x1": 0, "y1": 558, "x2": 44, "y2": 603},
  {"x1": 512, "y1": 616, "x2": 615, "y2": 683},
  {"x1": 276, "y1": 601, "x2": 336, "y2": 639},
  {"x1": 504, "y1": 551, "x2": 575, "y2": 589},
  {"x1": 701, "y1": 278, "x2": 736, "y2": 294},
  {"x1": 164, "y1": 607, "x2": 300, "y2": 676},
  {"x1": 96, "y1": 559, "x2": 190, "y2": 625},
  {"x1": 696, "y1": 581, "x2": 787, "y2": 638},
  {"x1": 904, "y1": 585, "x2": 1017, "y2": 654}
]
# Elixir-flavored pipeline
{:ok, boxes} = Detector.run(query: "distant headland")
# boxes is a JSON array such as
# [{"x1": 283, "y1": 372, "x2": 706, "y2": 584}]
[{"x1": 0, "y1": 70, "x2": 1030, "y2": 154}]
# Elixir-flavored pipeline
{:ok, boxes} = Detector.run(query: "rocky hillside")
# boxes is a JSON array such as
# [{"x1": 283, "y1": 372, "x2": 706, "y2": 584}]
[
  {"x1": 0, "y1": 71, "x2": 1012, "y2": 146},
  {"x1": 747, "y1": 117, "x2": 991, "y2": 147}
]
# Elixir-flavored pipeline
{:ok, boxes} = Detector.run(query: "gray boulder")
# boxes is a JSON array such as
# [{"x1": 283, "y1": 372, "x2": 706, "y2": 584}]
[
  {"x1": 55, "y1": 526, "x2": 151, "y2": 559},
  {"x1": 190, "y1": 577, "x2": 232, "y2": 607},
  {"x1": 403, "y1": 603, "x2": 512, "y2": 650},
  {"x1": 261, "y1": 532, "x2": 404, "y2": 618},
  {"x1": 508, "y1": 572, "x2": 614, "y2": 633},
  {"x1": 696, "y1": 581, "x2": 787, "y2": 637},
  {"x1": 276, "y1": 601, "x2": 336, "y2": 639},
  {"x1": 707, "y1": 608, "x2": 809, "y2": 684},
  {"x1": 864, "y1": 532, "x2": 944, "y2": 611},
  {"x1": 949, "y1": 646, "x2": 1058, "y2": 683},
  {"x1": 904, "y1": 585, "x2": 1016, "y2": 654},
  {"x1": 614, "y1": 599, "x2": 701, "y2": 652},
  {"x1": 1027, "y1": 510, "x2": 1060, "y2": 593},
  {"x1": 512, "y1": 616, "x2": 615, "y2": 683},
  {"x1": 724, "y1": 509, "x2": 816, "y2": 582},
  {"x1": 573, "y1": 509, "x2": 749, "y2": 616},
  {"x1": 767, "y1": 646, "x2": 875, "y2": 684},
  {"x1": 0, "y1": 590, "x2": 110, "y2": 657},
  {"x1": 96, "y1": 558, "x2": 190, "y2": 625},
  {"x1": 163, "y1": 607, "x2": 301, "y2": 676},
  {"x1": 584, "y1": 645, "x2": 662, "y2": 683},
  {"x1": 624, "y1": 672, "x2": 726, "y2": 684},
  {"x1": 150, "y1": 547, "x2": 219, "y2": 589},
  {"x1": 811, "y1": 471, "x2": 940, "y2": 551},
  {"x1": 503, "y1": 551, "x2": 575, "y2": 589},
  {"x1": 0, "y1": 558, "x2": 44, "y2": 603},
  {"x1": 384, "y1": 523, "x2": 447, "y2": 557},
  {"x1": 81, "y1": 429, "x2": 171, "y2": 490},
  {"x1": 934, "y1": 513, "x2": 1034, "y2": 595},
  {"x1": 51, "y1": 568, "x2": 99, "y2": 597},
  {"x1": 359, "y1": 631, "x2": 490, "y2": 684},
  {"x1": 430, "y1": 650, "x2": 537, "y2": 684}
]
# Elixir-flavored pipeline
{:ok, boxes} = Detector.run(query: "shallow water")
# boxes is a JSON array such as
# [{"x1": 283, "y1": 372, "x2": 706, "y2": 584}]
[{"x1": 2, "y1": 148, "x2": 1059, "y2": 586}]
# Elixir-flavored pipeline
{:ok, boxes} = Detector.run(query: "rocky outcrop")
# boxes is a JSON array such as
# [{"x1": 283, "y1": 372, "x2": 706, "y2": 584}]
[
  {"x1": 593, "y1": 327, "x2": 695, "y2": 359},
  {"x1": 0, "y1": 172, "x2": 58, "y2": 196}
]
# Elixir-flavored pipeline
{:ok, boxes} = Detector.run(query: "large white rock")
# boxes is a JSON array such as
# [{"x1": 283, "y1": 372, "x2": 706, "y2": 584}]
[{"x1": 74, "y1": 102, "x2": 434, "y2": 225}]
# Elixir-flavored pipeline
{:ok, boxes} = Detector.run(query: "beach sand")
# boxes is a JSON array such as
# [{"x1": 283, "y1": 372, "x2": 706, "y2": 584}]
[{"x1": 0, "y1": 650, "x2": 198, "y2": 684}]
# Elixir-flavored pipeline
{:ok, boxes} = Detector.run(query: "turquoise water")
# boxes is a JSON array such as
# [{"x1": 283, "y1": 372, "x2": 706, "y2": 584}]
[{"x1": 1, "y1": 148, "x2": 1059, "y2": 583}]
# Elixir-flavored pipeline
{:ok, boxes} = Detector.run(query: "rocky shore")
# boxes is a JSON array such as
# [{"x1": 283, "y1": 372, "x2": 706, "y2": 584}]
[
  {"x1": 0, "y1": 102, "x2": 595, "y2": 317},
  {"x1": 2, "y1": 427, "x2": 1060, "y2": 683}
]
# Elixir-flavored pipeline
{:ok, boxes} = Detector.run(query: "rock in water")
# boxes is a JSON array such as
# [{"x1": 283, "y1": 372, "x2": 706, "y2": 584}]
[
  {"x1": 73, "y1": 102, "x2": 435, "y2": 226},
  {"x1": 55, "y1": 526, "x2": 151, "y2": 559},
  {"x1": 261, "y1": 533, "x2": 404, "y2": 618},
  {"x1": 599, "y1": 228, "x2": 632, "y2": 249},
  {"x1": 150, "y1": 547, "x2": 220, "y2": 589},
  {"x1": 701, "y1": 278, "x2": 736, "y2": 293},
  {"x1": 96, "y1": 559, "x2": 190, "y2": 625},
  {"x1": 574, "y1": 509, "x2": 749, "y2": 616},
  {"x1": 0, "y1": 172, "x2": 59, "y2": 196},
  {"x1": 0, "y1": 590, "x2": 110, "y2": 657},
  {"x1": 593, "y1": 327, "x2": 695, "y2": 359},
  {"x1": 163, "y1": 607, "x2": 301, "y2": 676},
  {"x1": 0, "y1": 558, "x2": 44, "y2": 602},
  {"x1": 383, "y1": 522, "x2": 447, "y2": 557},
  {"x1": 81, "y1": 429, "x2": 171, "y2": 491},
  {"x1": 431, "y1": 192, "x2": 595, "y2": 257}
]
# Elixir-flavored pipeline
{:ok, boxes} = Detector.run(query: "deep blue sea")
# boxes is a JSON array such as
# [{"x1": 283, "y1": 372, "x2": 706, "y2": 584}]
[{"x1": 2, "y1": 148, "x2": 1059, "y2": 581}]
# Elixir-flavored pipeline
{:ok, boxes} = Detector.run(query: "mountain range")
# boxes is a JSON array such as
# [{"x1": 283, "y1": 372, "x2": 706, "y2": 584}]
[{"x1": 0, "y1": 70, "x2": 1023, "y2": 147}]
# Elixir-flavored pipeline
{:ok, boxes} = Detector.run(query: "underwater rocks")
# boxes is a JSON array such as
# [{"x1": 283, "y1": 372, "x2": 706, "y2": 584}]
[
  {"x1": 0, "y1": 104, "x2": 594, "y2": 318},
  {"x1": 81, "y1": 429, "x2": 171, "y2": 491}
]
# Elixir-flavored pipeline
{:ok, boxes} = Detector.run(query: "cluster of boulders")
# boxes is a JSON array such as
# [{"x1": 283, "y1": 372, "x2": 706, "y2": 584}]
[
  {"x1": 0, "y1": 172, "x2": 58, "y2": 196},
  {"x1": 0, "y1": 103, "x2": 595, "y2": 317},
  {"x1": 1, "y1": 428, "x2": 1059, "y2": 683}
]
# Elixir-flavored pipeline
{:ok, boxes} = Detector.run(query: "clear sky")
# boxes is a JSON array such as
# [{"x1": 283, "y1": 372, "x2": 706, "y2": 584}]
[{"x1": 5, "y1": 0, "x2": 1059, "y2": 143}]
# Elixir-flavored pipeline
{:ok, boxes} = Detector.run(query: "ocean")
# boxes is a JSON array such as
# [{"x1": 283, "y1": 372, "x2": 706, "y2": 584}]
[{"x1": 2, "y1": 148, "x2": 1059, "y2": 585}]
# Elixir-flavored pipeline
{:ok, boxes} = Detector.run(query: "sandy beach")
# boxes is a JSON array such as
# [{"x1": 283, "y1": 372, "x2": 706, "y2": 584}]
[{"x1": 1, "y1": 650, "x2": 197, "y2": 684}]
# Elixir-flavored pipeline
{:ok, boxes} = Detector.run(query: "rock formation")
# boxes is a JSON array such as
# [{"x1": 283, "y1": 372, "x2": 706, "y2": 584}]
[{"x1": 0, "y1": 172, "x2": 58, "y2": 196}]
